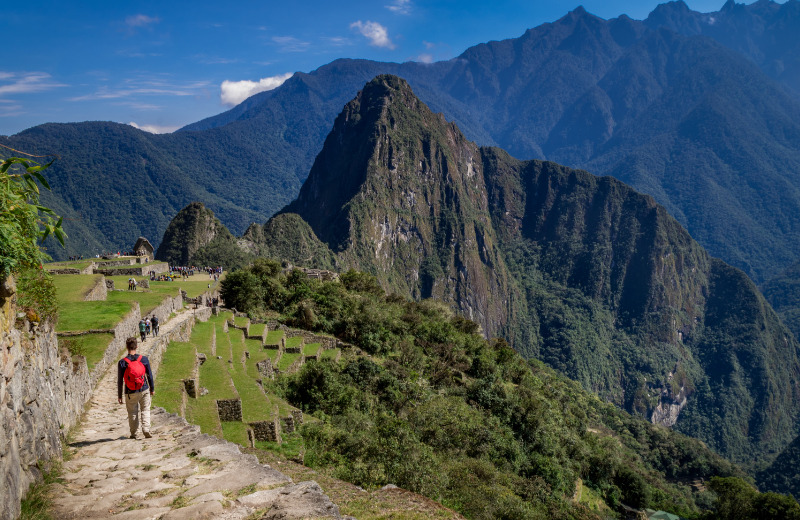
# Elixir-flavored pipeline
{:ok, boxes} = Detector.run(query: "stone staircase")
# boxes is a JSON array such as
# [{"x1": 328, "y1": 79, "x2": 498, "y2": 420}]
[{"x1": 50, "y1": 308, "x2": 345, "y2": 520}]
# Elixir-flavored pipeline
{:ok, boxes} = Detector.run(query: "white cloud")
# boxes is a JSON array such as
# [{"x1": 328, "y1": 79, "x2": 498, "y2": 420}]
[
  {"x1": 0, "y1": 72, "x2": 67, "y2": 97},
  {"x1": 220, "y1": 73, "x2": 293, "y2": 106},
  {"x1": 350, "y1": 21, "x2": 395, "y2": 49},
  {"x1": 272, "y1": 36, "x2": 311, "y2": 52},
  {"x1": 385, "y1": 0, "x2": 411, "y2": 15},
  {"x1": 321, "y1": 36, "x2": 352, "y2": 47},
  {"x1": 416, "y1": 53, "x2": 434, "y2": 64},
  {"x1": 68, "y1": 77, "x2": 210, "y2": 102},
  {"x1": 126, "y1": 14, "x2": 160, "y2": 28},
  {"x1": 128, "y1": 122, "x2": 179, "y2": 134}
]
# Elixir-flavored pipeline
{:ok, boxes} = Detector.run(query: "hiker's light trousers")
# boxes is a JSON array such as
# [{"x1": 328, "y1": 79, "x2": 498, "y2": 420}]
[{"x1": 125, "y1": 391, "x2": 151, "y2": 435}]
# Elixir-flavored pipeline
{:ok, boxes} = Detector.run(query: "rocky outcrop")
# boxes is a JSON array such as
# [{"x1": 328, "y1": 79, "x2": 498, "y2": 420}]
[
  {"x1": 155, "y1": 202, "x2": 235, "y2": 266},
  {"x1": 0, "y1": 276, "x2": 92, "y2": 520}
]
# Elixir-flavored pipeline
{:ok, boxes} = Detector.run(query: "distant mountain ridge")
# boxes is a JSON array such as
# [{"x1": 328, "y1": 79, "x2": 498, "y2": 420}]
[
  {"x1": 165, "y1": 76, "x2": 800, "y2": 474},
  {"x1": 6, "y1": 1, "x2": 800, "y2": 287}
]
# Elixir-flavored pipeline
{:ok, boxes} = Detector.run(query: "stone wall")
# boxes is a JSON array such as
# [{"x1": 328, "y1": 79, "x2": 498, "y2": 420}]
[
  {"x1": 83, "y1": 276, "x2": 107, "y2": 302},
  {"x1": 85, "y1": 302, "x2": 142, "y2": 389},
  {"x1": 216, "y1": 399, "x2": 242, "y2": 422},
  {"x1": 1, "y1": 277, "x2": 92, "y2": 520},
  {"x1": 46, "y1": 268, "x2": 82, "y2": 275},
  {"x1": 250, "y1": 419, "x2": 280, "y2": 443},
  {"x1": 94, "y1": 262, "x2": 169, "y2": 277}
]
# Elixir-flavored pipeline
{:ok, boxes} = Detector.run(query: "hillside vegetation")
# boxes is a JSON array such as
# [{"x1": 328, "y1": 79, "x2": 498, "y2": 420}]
[
  {"x1": 235, "y1": 75, "x2": 800, "y2": 471},
  {"x1": 219, "y1": 259, "x2": 800, "y2": 519}
]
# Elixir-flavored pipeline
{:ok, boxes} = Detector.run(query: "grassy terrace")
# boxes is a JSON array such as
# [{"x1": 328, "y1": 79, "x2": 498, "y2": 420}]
[
  {"x1": 320, "y1": 348, "x2": 340, "y2": 361},
  {"x1": 52, "y1": 274, "x2": 104, "y2": 302},
  {"x1": 233, "y1": 316, "x2": 249, "y2": 328},
  {"x1": 56, "y1": 301, "x2": 132, "y2": 332},
  {"x1": 285, "y1": 336, "x2": 303, "y2": 349},
  {"x1": 248, "y1": 323, "x2": 266, "y2": 337},
  {"x1": 277, "y1": 352, "x2": 301, "y2": 372},
  {"x1": 303, "y1": 342, "x2": 321, "y2": 357},
  {"x1": 228, "y1": 329, "x2": 272, "y2": 423},
  {"x1": 152, "y1": 310, "x2": 304, "y2": 454},
  {"x1": 264, "y1": 330, "x2": 283, "y2": 346},
  {"x1": 58, "y1": 333, "x2": 114, "y2": 371},
  {"x1": 266, "y1": 348, "x2": 281, "y2": 364},
  {"x1": 153, "y1": 340, "x2": 196, "y2": 414}
]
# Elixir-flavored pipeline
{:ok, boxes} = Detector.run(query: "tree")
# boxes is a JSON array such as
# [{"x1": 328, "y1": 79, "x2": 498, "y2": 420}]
[{"x1": 0, "y1": 153, "x2": 65, "y2": 278}]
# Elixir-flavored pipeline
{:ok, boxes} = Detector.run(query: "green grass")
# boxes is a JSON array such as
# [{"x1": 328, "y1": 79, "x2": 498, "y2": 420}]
[
  {"x1": 285, "y1": 336, "x2": 303, "y2": 349},
  {"x1": 56, "y1": 301, "x2": 132, "y2": 332},
  {"x1": 107, "y1": 290, "x2": 174, "y2": 316},
  {"x1": 52, "y1": 274, "x2": 104, "y2": 304},
  {"x1": 234, "y1": 316, "x2": 249, "y2": 328},
  {"x1": 107, "y1": 273, "x2": 223, "y2": 299},
  {"x1": 58, "y1": 333, "x2": 114, "y2": 371},
  {"x1": 264, "y1": 330, "x2": 283, "y2": 346},
  {"x1": 277, "y1": 352, "x2": 301, "y2": 372},
  {"x1": 320, "y1": 348, "x2": 340, "y2": 361},
  {"x1": 255, "y1": 431, "x2": 304, "y2": 460},
  {"x1": 19, "y1": 461, "x2": 63, "y2": 520},
  {"x1": 221, "y1": 421, "x2": 250, "y2": 446},
  {"x1": 228, "y1": 330, "x2": 273, "y2": 423},
  {"x1": 248, "y1": 323, "x2": 266, "y2": 337},
  {"x1": 186, "y1": 393, "x2": 224, "y2": 438},
  {"x1": 152, "y1": 341, "x2": 196, "y2": 415},
  {"x1": 266, "y1": 349, "x2": 281, "y2": 364},
  {"x1": 303, "y1": 342, "x2": 321, "y2": 357}
]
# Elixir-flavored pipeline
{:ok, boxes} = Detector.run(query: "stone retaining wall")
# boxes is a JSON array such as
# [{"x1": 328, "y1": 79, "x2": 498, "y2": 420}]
[
  {"x1": 86, "y1": 303, "x2": 142, "y2": 389},
  {"x1": 217, "y1": 399, "x2": 243, "y2": 421},
  {"x1": 94, "y1": 263, "x2": 168, "y2": 277},
  {"x1": 83, "y1": 276, "x2": 107, "y2": 302},
  {"x1": 250, "y1": 419, "x2": 280, "y2": 442},
  {"x1": 1, "y1": 277, "x2": 92, "y2": 520}
]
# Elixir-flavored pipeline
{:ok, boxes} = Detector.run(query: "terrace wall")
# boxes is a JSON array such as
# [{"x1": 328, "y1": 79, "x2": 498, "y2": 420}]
[
  {"x1": 83, "y1": 276, "x2": 108, "y2": 302},
  {"x1": 0, "y1": 276, "x2": 92, "y2": 520}
]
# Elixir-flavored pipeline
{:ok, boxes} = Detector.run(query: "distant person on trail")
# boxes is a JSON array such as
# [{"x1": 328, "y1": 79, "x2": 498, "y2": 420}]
[
  {"x1": 118, "y1": 337, "x2": 154, "y2": 439},
  {"x1": 139, "y1": 319, "x2": 147, "y2": 342},
  {"x1": 145, "y1": 317, "x2": 151, "y2": 336},
  {"x1": 151, "y1": 315, "x2": 159, "y2": 337}
]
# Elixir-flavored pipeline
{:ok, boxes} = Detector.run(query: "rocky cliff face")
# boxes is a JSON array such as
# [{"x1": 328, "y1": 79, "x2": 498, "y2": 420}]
[
  {"x1": 285, "y1": 75, "x2": 513, "y2": 333},
  {"x1": 155, "y1": 202, "x2": 234, "y2": 265},
  {"x1": 0, "y1": 277, "x2": 91, "y2": 520}
]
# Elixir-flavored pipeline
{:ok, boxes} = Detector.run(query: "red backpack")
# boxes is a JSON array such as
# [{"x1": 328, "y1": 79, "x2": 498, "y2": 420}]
[{"x1": 124, "y1": 355, "x2": 146, "y2": 391}]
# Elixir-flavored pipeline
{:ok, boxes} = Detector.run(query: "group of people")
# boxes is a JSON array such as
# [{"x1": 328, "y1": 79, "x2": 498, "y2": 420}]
[
  {"x1": 138, "y1": 315, "x2": 159, "y2": 341},
  {"x1": 169, "y1": 265, "x2": 224, "y2": 280},
  {"x1": 67, "y1": 255, "x2": 84, "y2": 261},
  {"x1": 127, "y1": 277, "x2": 139, "y2": 291}
]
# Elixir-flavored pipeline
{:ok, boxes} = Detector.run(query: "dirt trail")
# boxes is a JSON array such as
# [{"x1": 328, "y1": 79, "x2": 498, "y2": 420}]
[{"x1": 50, "y1": 308, "x2": 344, "y2": 520}]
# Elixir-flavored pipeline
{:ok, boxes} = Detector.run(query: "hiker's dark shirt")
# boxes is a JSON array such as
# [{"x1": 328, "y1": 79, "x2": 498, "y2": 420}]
[{"x1": 117, "y1": 354, "x2": 154, "y2": 399}]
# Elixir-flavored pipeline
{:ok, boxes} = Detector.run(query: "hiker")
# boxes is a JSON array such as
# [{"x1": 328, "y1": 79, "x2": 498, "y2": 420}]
[
  {"x1": 117, "y1": 337, "x2": 154, "y2": 439},
  {"x1": 151, "y1": 315, "x2": 159, "y2": 337},
  {"x1": 145, "y1": 317, "x2": 151, "y2": 336},
  {"x1": 139, "y1": 319, "x2": 147, "y2": 342},
  {"x1": 128, "y1": 277, "x2": 134, "y2": 291}
]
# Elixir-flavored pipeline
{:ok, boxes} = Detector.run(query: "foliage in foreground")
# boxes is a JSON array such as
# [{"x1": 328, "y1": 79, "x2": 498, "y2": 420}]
[
  {"x1": 222, "y1": 260, "x2": 758, "y2": 519},
  {"x1": 1, "y1": 153, "x2": 64, "y2": 321}
]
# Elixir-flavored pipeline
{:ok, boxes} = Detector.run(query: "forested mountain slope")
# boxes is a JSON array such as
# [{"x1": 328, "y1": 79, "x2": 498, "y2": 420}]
[
  {"x1": 167, "y1": 76, "x2": 800, "y2": 473},
  {"x1": 6, "y1": 2, "x2": 800, "y2": 286}
]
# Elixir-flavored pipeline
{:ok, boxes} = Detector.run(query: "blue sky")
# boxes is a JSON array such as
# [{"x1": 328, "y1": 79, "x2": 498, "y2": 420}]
[{"x1": 0, "y1": 0, "x2": 756, "y2": 136}]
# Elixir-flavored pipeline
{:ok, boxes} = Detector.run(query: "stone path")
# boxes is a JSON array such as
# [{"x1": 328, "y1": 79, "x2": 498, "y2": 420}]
[{"x1": 51, "y1": 309, "x2": 344, "y2": 520}]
